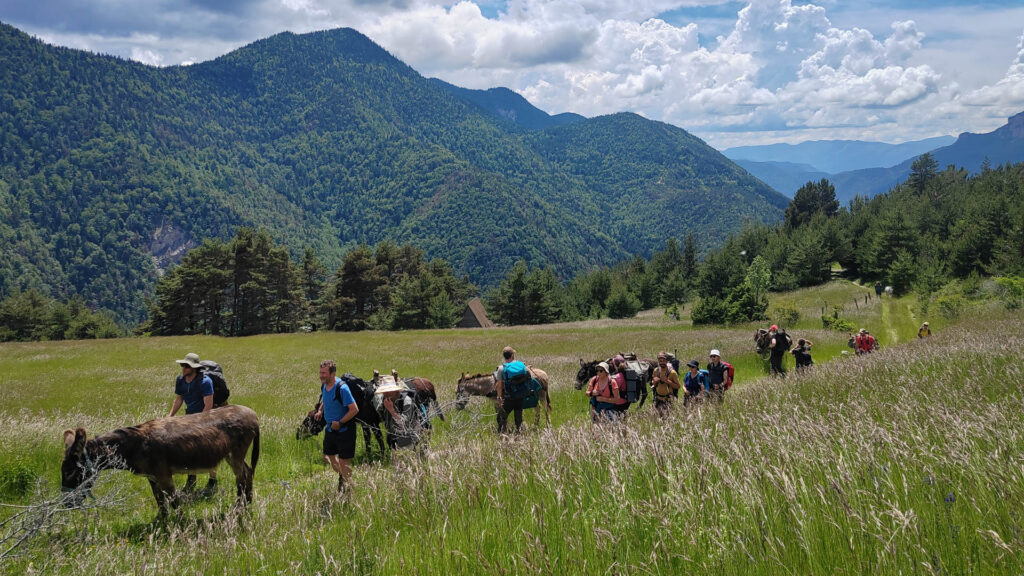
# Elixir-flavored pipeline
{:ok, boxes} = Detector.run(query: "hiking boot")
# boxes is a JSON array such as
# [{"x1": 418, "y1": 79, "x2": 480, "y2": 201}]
[{"x1": 199, "y1": 478, "x2": 218, "y2": 499}]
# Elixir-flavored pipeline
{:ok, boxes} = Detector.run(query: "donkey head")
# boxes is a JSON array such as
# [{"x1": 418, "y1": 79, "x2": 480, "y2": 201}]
[
  {"x1": 454, "y1": 373, "x2": 471, "y2": 410},
  {"x1": 60, "y1": 428, "x2": 95, "y2": 505},
  {"x1": 575, "y1": 359, "x2": 599, "y2": 390}
]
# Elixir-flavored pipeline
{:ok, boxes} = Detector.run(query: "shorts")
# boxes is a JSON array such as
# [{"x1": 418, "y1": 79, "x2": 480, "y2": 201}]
[{"x1": 323, "y1": 426, "x2": 356, "y2": 459}]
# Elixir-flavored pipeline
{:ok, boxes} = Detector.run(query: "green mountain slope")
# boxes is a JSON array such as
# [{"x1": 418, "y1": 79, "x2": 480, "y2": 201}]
[{"x1": 0, "y1": 23, "x2": 785, "y2": 323}]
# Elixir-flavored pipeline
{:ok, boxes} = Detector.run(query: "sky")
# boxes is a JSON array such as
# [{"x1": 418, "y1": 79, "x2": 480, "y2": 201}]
[{"x1": 3, "y1": 0, "x2": 1023, "y2": 149}]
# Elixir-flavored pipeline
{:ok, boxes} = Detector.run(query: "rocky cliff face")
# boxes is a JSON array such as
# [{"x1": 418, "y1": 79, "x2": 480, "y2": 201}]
[{"x1": 149, "y1": 221, "x2": 196, "y2": 274}]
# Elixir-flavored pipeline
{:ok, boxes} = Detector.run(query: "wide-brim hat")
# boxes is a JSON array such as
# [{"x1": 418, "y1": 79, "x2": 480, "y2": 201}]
[
  {"x1": 596, "y1": 361, "x2": 610, "y2": 373},
  {"x1": 176, "y1": 352, "x2": 202, "y2": 368},
  {"x1": 375, "y1": 383, "x2": 403, "y2": 394},
  {"x1": 709, "y1": 349, "x2": 721, "y2": 357},
  {"x1": 686, "y1": 360, "x2": 700, "y2": 368}
]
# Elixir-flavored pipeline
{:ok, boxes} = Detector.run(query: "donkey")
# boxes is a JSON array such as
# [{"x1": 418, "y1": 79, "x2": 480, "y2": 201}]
[
  {"x1": 574, "y1": 356, "x2": 655, "y2": 390},
  {"x1": 454, "y1": 367, "x2": 552, "y2": 427},
  {"x1": 61, "y1": 405, "x2": 259, "y2": 516}
]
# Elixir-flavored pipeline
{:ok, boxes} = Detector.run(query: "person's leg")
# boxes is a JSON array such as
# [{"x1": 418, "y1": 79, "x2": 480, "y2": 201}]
[
  {"x1": 497, "y1": 398, "x2": 509, "y2": 433},
  {"x1": 513, "y1": 399, "x2": 524, "y2": 432},
  {"x1": 337, "y1": 427, "x2": 356, "y2": 492}
]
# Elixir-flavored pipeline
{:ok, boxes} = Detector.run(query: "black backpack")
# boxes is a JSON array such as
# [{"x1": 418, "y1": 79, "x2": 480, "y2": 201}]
[
  {"x1": 774, "y1": 330, "x2": 792, "y2": 353},
  {"x1": 199, "y1": 360, "x2": 230, "y2": 406}
]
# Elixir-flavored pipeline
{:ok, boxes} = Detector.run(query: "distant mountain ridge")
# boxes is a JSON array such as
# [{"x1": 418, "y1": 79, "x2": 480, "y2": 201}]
[
  {"x1": 730, "y1": 115, "x2": 1024, "y2": 201},
  {"x1": 429, "y1": 79, "x2": 586, "y2": 130},
  {"x1": 724, "y1": 136, "x2": 956, "y2": 174},
  {"x1": 0, "y1": 22, "x2": 786, "y2": 322}
]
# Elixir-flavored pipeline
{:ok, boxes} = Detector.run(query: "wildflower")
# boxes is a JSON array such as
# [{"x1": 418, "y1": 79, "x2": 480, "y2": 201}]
[{"x1": 944, "y1": 493, "x2": 955, "y2": 504}]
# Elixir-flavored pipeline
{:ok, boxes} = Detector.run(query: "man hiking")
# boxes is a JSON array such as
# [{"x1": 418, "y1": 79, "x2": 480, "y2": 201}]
[
  {"x1": 313, "y1": 360, "x2": 359, "y2": 493},
  {"x1": 650, "y1": 351, "x2": 680, "y2": 414},
  {"x1": 768, "y1": 325, "x2": 790, "y2": 377},
  {"x1": 170, "y1": 352, "x2": 218, "y2": 497},
  {"x1": 706, "y1": 349, "x2": 732, "y2": 402}
]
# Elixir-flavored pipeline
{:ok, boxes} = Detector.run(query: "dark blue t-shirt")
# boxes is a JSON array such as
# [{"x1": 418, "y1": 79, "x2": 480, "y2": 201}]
[
  {"x1": 175, "y1": 374, "x2": 214, "y2": 414},
  {"x1": 322, "y1": 376, "x2": 356, "y2": 433}
]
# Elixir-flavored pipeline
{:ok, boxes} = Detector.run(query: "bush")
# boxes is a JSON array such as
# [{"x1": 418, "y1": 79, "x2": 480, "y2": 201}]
[
  {"x1": 665, "y1": 303, "x2": 681, "y2": 320},
  {"x1": 822, "y1": 307, "x2": 855, "y2": 332},
  {"x1": 692, "y1": 296, "x2": 731, "y2": 325},
  {"x1": 606, "y1": 288, "x2": 642, "y2": 319},
  {"x1": 771, "y1": 304, "x2": 801, "y2": 326},
  {"x1": 994, "y1": 276, "x2": 1024, "y2": 309},
  {"x1": 0, "y1": 462, "x2": 36, "y2": 498}
]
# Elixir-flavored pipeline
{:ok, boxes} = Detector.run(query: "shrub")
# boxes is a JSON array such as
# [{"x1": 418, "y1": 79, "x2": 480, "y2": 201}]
[
  {"x1": 692, "y1": 296, "x2": 731, "y2": 325},
  {"x1": 994, "y1": 276, "x2": 1024, "y2": 310},
  {"x1": 0, "y1": 462, "x2": 36, "y2": 498},
  {"x1": 665, "y1": 303, "x2": 681, "y2": 320},
  {"x1": 821, "y1": 307, "x2": 855, "y2": 332},
  {"x1": 606, "y1": 288, "x2": 641, "y2": 319},
  {"x1": 771, "y1": 304, "x2": 801, "y2": 326}
]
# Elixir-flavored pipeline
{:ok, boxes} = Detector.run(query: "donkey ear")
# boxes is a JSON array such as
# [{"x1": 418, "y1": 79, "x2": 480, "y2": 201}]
[
  {"x1": 63, "y1": 429, "x2": 75, "y2": 450},
  {"x1": 579, "y1": 358, "x2": 584, "y2": 367}
]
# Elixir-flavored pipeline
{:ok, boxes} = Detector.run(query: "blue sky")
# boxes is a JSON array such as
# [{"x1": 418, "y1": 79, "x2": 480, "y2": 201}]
[{"x1": 3, "y1": 0, "x2": 1022, "y2": 148}]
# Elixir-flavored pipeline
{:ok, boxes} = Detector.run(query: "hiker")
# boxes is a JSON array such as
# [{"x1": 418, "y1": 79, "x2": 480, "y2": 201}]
[
  {"x1": 918, "y1": 322, "x2": 931, "y2": 339},
  {"x1": 791, "y1": 338, "x2": 814, "y2": 370},
  {"x1": 495, "y1": 346, "x2": 526, "y2": 433},
  {"x1": 768, "y1": 325, "x2": 790, "y2": 377},
  {"x1": 609, "y1": 355, "x2": 632, "y2": 413},
  {"x1": 875, "y1": 281, "x2": 883, "y2": 298},
  {"x1": 373, "y1": 375, "x2": 422, "y2": 449},
  {"x1": 313, "y1": 360, "x2": 359, "y2": 492},
  {"x1": 585, "y1": 361, "x2": 622, "y2": 420},
  {"x1": 706, "y1": 349, "x2": 732, "y2": 402},
  {"x1": 650, "y1": 351, "x2": 680, "y2": 414},
  {"x1": 169, "y1": 352, "x2": 218, "y2": 497},
  {"x1": 682, "y1": 360, "x2": 709, "y2": 406},
  {"x1": 855, "y1": 329, "x2": 876, "y2": 355}
]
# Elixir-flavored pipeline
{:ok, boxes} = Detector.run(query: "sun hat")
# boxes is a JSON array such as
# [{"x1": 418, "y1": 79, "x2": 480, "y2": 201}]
[
  {"x1": 374, "y1": 375, "x2": 404, "y2": 394},
  {"x1": 597, "y1": 361, "x2": 610, "y2": 373},
  {"x1": 923, "y1": 321, "x2": 929, "y2": 326},
  {"x1": 859, "y1": 328, "x2": 866, "y2": 333},
  {"x1": 686, "y1": 360, "x2": 700, "y2": 368},
  {"x1": 176, "y1": 352, "x2": 202, "y2": 368},
  {"x1": 657, "y1": 351, "x2": 668, "y2": 359},
  {"x1": 770, "y1": 325, "x2": 778, "y2": 331},
  {"x1": 613, "y1": 354, "x2": 625, "y2": 364},
  {"x1": 709, "y1": 349, "x2": 721, "y2": 357}
]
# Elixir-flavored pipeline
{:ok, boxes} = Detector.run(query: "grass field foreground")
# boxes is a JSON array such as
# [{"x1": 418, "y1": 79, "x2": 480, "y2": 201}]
[{"x1": 2, "y1": 285, "x2": 1020, "y2": 574}]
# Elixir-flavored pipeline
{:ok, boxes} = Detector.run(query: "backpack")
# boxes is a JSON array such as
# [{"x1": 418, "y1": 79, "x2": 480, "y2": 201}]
[
  {"x1": 721, "y1": 361, "x2": 735, "y2": 389},
  {"x1": 665, "y1": 352, "x2": 680, "y2": 373},
  {"x1": 502, "y1": 361, "x2": 532, "y2": 399},
  {"x1": 198, "y1": 360, "x2": 230, "y2": 406},
  {"x1": 774, "y1": 330, "x2": 792, "y2": 353}
]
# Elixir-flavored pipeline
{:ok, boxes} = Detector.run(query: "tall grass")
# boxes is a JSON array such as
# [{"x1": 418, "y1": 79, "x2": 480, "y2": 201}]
[{"x1": 1, "y1": 291, "x2": 1020, "y2": 574}]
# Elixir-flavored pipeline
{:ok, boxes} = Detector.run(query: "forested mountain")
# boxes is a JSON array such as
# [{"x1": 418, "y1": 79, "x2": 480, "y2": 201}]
[
  {"x1": 429, "y1": 79, "x2": 585, "y2": 130},
  {"x1": 0, "y1": 22, "x2": 785, "y2": 324}
]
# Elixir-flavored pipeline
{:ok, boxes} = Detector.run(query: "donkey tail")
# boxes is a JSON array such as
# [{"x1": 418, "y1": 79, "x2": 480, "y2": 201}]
[{"x1": 250, "y1": 427, "x2": 260, "y2": 471}]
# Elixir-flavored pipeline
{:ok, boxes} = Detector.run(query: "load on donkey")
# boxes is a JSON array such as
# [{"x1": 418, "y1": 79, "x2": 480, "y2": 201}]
[
  {"x1": 296, "y1": 370, "x2": 443, "y2": 453},
  {"x1": 454, "y1": 366, "x2": 552, "y2": 427},
  {"x1": 574, "y1": 353, "x2": 652, "y2": 409}
]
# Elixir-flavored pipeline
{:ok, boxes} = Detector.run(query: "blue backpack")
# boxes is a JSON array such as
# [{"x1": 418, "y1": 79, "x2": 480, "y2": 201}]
[{"x1": 502, "y1": 361, "x2": 532, "y2": 399}]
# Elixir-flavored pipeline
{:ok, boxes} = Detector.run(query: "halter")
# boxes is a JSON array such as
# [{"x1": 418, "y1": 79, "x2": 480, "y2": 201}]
[{"x1": 61, "y1": 449, "x2": 96, "y2": 500}]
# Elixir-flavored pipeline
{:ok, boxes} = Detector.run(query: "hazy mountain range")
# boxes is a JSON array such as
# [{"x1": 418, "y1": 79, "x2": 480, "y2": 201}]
[{"x1": 726, "y1": 115, "x2": 1024, "y2": 201}]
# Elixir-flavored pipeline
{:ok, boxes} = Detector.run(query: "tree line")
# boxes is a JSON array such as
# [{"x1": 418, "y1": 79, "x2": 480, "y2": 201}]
[{"x1": 141, "y1": 228, "x2": 474, "y2": 336}]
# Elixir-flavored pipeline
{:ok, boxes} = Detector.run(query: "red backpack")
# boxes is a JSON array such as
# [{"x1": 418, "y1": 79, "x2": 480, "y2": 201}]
[{"x1": 721, "y1": 361, "x2": 735, "y2": 389}]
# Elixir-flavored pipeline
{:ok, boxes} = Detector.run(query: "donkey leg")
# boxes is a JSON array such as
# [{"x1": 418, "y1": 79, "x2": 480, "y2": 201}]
[
  {"x1": 361, "y1": 423, "x2": 373, "y2": 457},
  {"x1": 228, "y1": 455, "x2": 253, "y2": 504},
  {"x1": 149, "y1": 475, "x2": 176, "y2": 516}
]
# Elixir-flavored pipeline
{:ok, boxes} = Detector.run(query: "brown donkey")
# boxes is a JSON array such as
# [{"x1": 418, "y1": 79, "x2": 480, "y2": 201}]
[{"x1": 61, "y1": 405, "x2": 260, "y2": 516}]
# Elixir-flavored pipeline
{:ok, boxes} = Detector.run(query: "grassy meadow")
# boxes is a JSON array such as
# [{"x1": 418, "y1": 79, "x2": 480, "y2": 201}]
[{"x1": 1, "y1": 281, "x2": 1022, "y2": 574}]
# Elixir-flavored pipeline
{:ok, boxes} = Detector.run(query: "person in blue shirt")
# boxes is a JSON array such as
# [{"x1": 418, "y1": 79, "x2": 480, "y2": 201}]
[
  {"x1": 313, "y1": 359, "x2": 359, "y2": 493},
  {"x1": 170, "y1": 352, "x2": 217, "y2": 497}
]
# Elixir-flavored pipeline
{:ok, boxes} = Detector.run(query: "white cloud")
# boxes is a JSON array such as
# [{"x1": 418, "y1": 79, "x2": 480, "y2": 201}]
[{"x1": 8, "y1": 0, "x2": 1024, "y2": 147}]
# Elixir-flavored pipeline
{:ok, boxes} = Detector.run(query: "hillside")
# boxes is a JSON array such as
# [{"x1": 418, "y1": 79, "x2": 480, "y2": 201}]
[
  {"x1": 0, "y1": 23, "x2": 785, "y2": 323},
  {"x1": 429, "y1": 78, "x2": 586, "y2": 130},
  {"x1": 732, "y1": 159, "x2": 830, "y2": 197}
]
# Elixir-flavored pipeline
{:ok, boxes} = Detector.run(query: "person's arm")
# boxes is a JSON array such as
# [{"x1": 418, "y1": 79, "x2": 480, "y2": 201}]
[
  {"x1": 495, "y1": 372, "x2": 504, "y2": 403},
  {"x1": 202, "y1": 395, "x2": 213, "y2": 412},
  {"x1": 382, "y1": 397, "x2": 401, "y2": 422},
  {"x1": 200, "y1": 376, "x2": 214, "y2": 412},
  {"x1": 169, "y1": 395, "x2": 183, "y2": 417},
  {"x1": 340, "y1": 401, "x2": 359, "y2": 424}
]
